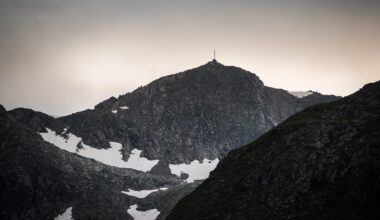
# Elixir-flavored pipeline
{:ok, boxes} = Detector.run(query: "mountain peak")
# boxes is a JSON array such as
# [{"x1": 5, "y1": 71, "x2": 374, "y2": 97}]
[
  {"x1": 206, "y1": 59, "x2": 222, "y2": 66},
  {"x1": 195, "y1": 59, "x2": 224, "y2": 71}
]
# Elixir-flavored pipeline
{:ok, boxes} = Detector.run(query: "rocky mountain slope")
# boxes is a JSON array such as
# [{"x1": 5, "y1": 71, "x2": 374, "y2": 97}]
[
  {"x1": 166, "y1": 81, "x2": 380, "y2": 220},
  {"x1": 0, "y1": 105, "x2": 185, "y2": 219},
  {"x1": 0, "y1": 60, "x2": 340, "y2": 219},
  {"x1": 48, "y1": 60, "x2": 338, "y2": 178}
]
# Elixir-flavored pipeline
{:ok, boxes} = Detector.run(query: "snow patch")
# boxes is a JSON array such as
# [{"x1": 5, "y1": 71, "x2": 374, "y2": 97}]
[
  {"x1": 39, "y1": 128, "x2": 158, "y2": 172},
  {"x1": 123, "y1": 148, "x2": 159, "y2": 172},
  {"x1": 127, "y1": 204, "x2": 160, "y2": 220},
  {"x1": 54, "y1": 207, "x2": 73, "y2": 220},
  {"x1": 169, "y1": 158, "x2": 219, "y2": 183},
  {"x1": 119, "y1": 106, "x2": 129, "y2": 110},
  {"x1": 62, "y1": 128, "x2": 68, "y2": 134},
  {"x1": 288, "y1": 91, "x2": 313, "y2": 98},
  {"x1": 39, "y1": 128, "x2": 81, "y2": 153},
  {"x1": 121, "y1": 188, "x2": 168, "y2": 199},
  {"x1": 111, "y1": 110, "x2": 118, "y2": 113}
]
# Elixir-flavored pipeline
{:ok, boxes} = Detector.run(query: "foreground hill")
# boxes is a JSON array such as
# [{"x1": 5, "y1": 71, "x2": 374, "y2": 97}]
[
  {"x1": 0, "y1": 105, "x2": 182, "y2": 219},
  {"x1": 167, "y1": 81, "x2": 380, "y2": 220}
]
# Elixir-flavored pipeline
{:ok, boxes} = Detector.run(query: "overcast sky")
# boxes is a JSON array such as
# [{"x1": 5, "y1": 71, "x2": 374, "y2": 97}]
[{"x1": 1, "y1": 0, "x2": 379, "y2": 116}]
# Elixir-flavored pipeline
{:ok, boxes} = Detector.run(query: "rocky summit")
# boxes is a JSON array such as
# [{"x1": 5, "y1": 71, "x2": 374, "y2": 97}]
[
  {"x1": 166, "y1": 81, "x2": 380, "y2": 220},
  {"x1": 0, "y1": 61, "x2": 339, "y2": 219},
  {"x1": 55, "y1": 60, "x2": 338, "y2": 174}
]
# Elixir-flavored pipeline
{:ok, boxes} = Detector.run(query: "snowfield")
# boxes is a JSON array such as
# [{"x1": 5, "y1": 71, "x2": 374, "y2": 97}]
[
  {"x1": 288, "y1": 91, "x2": 314, "y2": 98},
  {"x1": 39, "y1": 128, "x2": 159, "y2": 172},
  {"x1": 169, "y1": 158, "x2": 219, "y2": 183},
  {"x1": 119, "y1": 106, "x2": 129, "y2": 110},
  {"x1": 121, "y1": 187, "x2": 168, "y2": 198},
  {"x1": 122, "y1": 148, "x2": 159, "y2": 172},
  {"x1": 127, "y1": 204, "x2": 160, "y2": 220},
  {"x1": 54, "y1": 207, "x2": 73, "y2": 220}
]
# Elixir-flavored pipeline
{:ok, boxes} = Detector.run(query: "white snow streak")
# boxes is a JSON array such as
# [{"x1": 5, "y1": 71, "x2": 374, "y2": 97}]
[
  {"x1": 127, "y1": 204, "x2": 160, "y2": 220},
  {"x1": 169, "y1": 158, "x2": 219, "y2": 183},
  {"x1": 121, "y1": 188, "x2": 168, "y2": 199},
  {"x1": 54, "y1": 207, "x2": 73, "y2": 220},
  {"x1": 123, "y1": 148, "x2": 159, "y2": 172},
  {"x1": 39, "y1": 128, "x2": 158, "y2": 172},
  {"x1": 112, "y1": 110, "x2": 118, "y2": 113},
  {"x1": 119, "y1": 106, "x2": 129, "y2": 110},
  {"x1": 288, "y1": 91, "x2": 313, "y2": 98}
]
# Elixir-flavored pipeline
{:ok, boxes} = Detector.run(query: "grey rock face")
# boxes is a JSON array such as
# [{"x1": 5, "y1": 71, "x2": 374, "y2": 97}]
[
  {"x1": 0, "y1": 61, "x2": 340, "y2": 219},
  {"x1": 0, "y1": 104, "x2": 5, "y2": 113},
  {"x1": 0, "y1": 110, "x2": 181, "y2": 220},
  {"x1": 58, "y1": 61, "x2": 339, "y2": 168},
  {"x1": 166, "y1": 81, "x2": 380, "y2": 220},
  {"x1": 9, "y1": 108, "x2": 65, "y2": 133}
]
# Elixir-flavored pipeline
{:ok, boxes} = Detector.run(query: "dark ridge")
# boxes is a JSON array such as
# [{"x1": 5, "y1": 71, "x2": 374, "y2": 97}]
[
  {"x1": 0, "y1": 109, "x2": 181, "y2": 219},
  {"x1": 166, "y1": 80, "x2": 380, "y2": 220},
  {"x1": 8, "y1": 108, "x2": 64, "y2": 133},
  {"x1": 0, "y1": 104, "x2": 5, "y2": 113}
]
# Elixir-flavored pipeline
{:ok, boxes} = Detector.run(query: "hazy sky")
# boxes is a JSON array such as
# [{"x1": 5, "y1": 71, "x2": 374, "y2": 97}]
[{"x1": 1, "y1": 0, "x2": 379, "y2": 115}]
